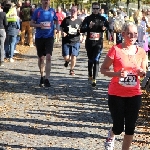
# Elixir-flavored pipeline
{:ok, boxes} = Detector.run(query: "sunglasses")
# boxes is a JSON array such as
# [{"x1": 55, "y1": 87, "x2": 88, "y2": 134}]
[
  {"x1": 93, "y1": 8, "x2": 99, "y2": 10},
  {"x1": 71, "y1": 9, "x2": 77, "y2": 12}
]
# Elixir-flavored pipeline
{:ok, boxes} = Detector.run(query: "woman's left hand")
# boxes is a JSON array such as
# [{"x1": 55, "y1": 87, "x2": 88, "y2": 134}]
[{"x1": 137, "y1": 69, "x2": 146, "y2": 77}]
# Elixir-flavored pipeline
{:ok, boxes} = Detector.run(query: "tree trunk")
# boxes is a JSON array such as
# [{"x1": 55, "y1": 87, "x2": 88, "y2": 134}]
[
  {"x1": 106, "y1": 0, "x2": 110, "y2": 10},
  {"x1": 75, "y1": 0, "x2": 78, "y2": 6},
  {"x1": 138, "y1": 0, "x2": 141, "y2": 10},
  {"x1": 126, "y1": 0, "x2": 130, "y2": 16}
]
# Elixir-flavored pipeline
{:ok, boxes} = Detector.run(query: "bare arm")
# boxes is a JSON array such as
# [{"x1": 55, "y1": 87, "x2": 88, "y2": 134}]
[
  {"x1": 137, "y1": 54, "x2": 147, "y2": 77},
  {"x1": 60, "y1": 18, "x2": 67, "y2": 37},
  {"x1": 142, "y1": 57, "x2": 148, "y2": 73},
  {"x1": 30, "y1": 19, "x2": 42, "y2": 28},
  {"x1": 100, "y1": 56, "x2": 120, "y2": 77},
  {"x1": 60, "y1": 27, "x2": 67, "y2": 37},
  {"x1": 113, "y1": 33, "x2": 116, "y2": 45}
]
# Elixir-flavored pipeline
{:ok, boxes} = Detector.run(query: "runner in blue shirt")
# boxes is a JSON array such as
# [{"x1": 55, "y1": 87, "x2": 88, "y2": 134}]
[{"x1": 30, "y1": 0, "x2": 58, "y2": 88}]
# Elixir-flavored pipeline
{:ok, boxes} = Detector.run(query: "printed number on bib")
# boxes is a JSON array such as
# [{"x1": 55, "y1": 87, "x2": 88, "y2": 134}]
[
  {"x1": 68, "y1": 25, "x2": 78, "y2": 35},
  {"x1": 119, "y1": 73, "x2": 137, "y2": 87},
  {"x1": 41, "y1": 22, "x2": 51, "y2": 29},
  {"x1": 89, "y1": 32, "x2": 100, "y2": 40}
]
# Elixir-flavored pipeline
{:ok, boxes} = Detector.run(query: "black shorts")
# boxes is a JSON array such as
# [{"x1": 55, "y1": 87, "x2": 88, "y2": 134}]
[{"x1": 35, "y1": 37, "x2": 54, "y2": 57}]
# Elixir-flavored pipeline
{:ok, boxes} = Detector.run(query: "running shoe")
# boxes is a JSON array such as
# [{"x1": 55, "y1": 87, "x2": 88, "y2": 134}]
[
  {"x1": 92, "y1": 79, "x2": 96, "y2": 87},
  {"x1": 14, "y1": 50, "x2": 19, "y2": 53},
  {"x1": 30, "y1": 45, "x2": 34, "y2": 48},
  {"x1": 64, "y1": 61, "x2": 69, "y2": 67},
  {"x1": 105, "y1": 130, "x2": 115, "y2": 150},
  {"x1": 10, "y1": 58, "x2": 14, "y2": 63},
  {"x1": 39, "y1": 76, "x2": 45, "y2": 87},
  {"x1": 44, "y1": 79, "x2": 51, "y2": 87},
  {"x1": 70, "y1": 69, "x2": 75, "y2": 75}
]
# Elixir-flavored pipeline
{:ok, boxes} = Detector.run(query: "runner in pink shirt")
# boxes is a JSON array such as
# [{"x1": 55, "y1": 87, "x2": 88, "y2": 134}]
[
  {"x1": 55, "y1": 6, "x2": 64, "y2": 42},
  {"x1": 101, "y1": 22, "x2": 147, "y2": 150}
]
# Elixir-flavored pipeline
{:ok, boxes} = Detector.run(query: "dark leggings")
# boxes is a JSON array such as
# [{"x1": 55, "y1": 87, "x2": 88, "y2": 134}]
[
  {"x1": 88, "y1": 60, "x2": 99, "y2": 80},
  {"x1": 108, "y1": 95, "x2": 141, "y2": 135}
]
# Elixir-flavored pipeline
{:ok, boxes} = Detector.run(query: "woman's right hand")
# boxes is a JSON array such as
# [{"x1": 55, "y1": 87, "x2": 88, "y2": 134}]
[{"x1": 117, "y1": 68, "x2": 128, "y2": 77}]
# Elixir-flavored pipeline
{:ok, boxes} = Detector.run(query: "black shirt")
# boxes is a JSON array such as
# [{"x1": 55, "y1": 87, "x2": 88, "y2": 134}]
[
  {"x1": 0, "y1": 12, "x2": 8, "y2": 29},
  {"x1": 80, "y1": 13, "x2": 109, "y2": 47},
  {"x1": 20, "y1": 5, "x2": 33, "y2": 22},
  {"x1": 80, "y1": 13, "x2": 109, "y2": 38},
  {"x1": 60, "y1": 16, "x2": 82, "y2": 44}
]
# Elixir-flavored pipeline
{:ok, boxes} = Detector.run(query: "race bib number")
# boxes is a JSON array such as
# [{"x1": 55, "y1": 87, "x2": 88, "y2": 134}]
[
  {"x1": 68, "y1": 25, "x2": 78, "y2": 35},
  {"x1": 119, "y1": 73, "x2": 137, "y2": 87},
  {"x1": 89, "y1": 32, "x2": 100, "y2": 40},
  {"x1": 41, "y1": 22, "x2": 51, "y2": 29}
]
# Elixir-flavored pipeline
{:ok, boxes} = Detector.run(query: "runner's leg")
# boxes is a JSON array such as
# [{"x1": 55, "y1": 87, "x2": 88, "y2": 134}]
[
  {"x1": 45, "y1": 54, "x2": 51, "y2": 79},
  {"x1": 38, "y1": 56, "x2": 45, "y2": 77},
  {"x1": 70, "y1": 55, "x2": 76, "y2": 70}
]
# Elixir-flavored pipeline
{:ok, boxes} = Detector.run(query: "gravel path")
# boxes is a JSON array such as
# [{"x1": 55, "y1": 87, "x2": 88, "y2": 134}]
[{"x1": 0, "y1": 43, "x2": 149, "y2": 150}]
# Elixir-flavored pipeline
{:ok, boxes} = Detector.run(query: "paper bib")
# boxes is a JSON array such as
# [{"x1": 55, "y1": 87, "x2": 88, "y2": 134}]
[
  {"x1": 119, "y1": 73, "x2": 137, "y2": 87},
  {"x1": 89, "y1": 32, "x2": 100, "y2": 40},
  {"x1": 41, "y1": 22, "x2": 51, "y2": 29}
]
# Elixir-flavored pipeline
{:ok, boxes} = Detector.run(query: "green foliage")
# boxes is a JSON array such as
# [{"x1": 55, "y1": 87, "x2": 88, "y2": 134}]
[
  {"x1": 110, "y1": 0, "x2": 118, "y2": 3},
  {"x1": 31, "y1": 0, "x2": 150, "y2": 7}
]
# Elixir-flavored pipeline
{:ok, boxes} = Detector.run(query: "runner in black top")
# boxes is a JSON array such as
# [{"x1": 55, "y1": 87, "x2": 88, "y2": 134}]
[
  {"x1": 80, "y1": 2, "x2": 108, "y2": 87},
  {"x1": 60, "y1": 6, "x2": 82, "y2": 75}
]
